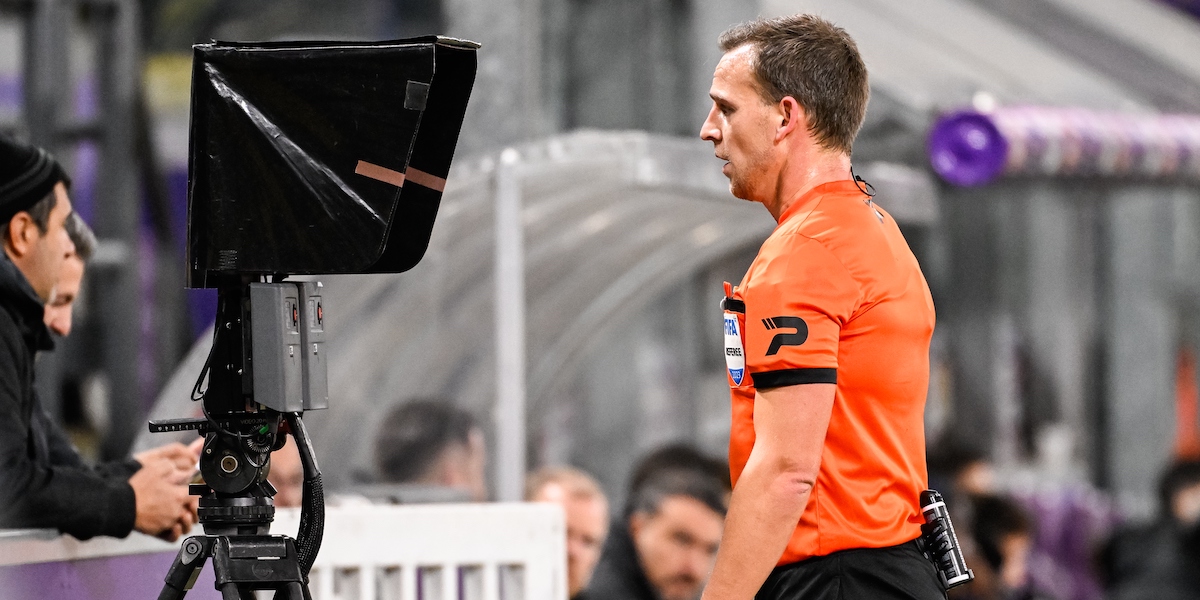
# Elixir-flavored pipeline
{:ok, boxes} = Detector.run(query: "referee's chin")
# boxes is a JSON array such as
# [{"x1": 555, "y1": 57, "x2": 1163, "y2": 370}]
[
  {"x1": 725, "y1": 168, "x2": 765, "y2": 204},
  {"x1": 727, "y1": 179, "x2": 755, "y2": 202}
]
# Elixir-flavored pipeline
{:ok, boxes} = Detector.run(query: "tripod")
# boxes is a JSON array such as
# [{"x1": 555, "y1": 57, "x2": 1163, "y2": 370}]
[{"x1": 153, "y1": 412, "x2": 325, "y2": 600}]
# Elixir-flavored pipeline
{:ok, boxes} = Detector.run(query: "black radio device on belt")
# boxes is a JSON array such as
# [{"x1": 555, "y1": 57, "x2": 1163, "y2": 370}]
[{"x1": 919, "y1": 489, "x2": 975, "y2": 589}]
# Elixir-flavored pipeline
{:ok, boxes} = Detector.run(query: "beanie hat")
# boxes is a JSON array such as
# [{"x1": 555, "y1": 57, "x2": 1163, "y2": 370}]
[{"x1": 0, "y1": 133, "x2": 70, "y2": 226}]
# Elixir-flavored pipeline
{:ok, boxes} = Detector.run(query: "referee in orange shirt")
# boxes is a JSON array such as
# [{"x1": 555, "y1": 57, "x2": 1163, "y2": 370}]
[{"x1": 698, "y1": 15, "x2": 944, "y2": 600}]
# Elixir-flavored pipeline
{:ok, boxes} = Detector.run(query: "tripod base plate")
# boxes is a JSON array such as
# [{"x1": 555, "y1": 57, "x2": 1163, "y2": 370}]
[{"x1": 160, "y1": 535, "x2": 307, "y2": 600}]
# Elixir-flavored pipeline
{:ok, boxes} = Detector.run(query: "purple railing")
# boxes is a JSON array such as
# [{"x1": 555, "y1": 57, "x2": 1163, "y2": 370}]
[{"x1": 927, "y1": 107, "x2": 1200, "y2": 187}]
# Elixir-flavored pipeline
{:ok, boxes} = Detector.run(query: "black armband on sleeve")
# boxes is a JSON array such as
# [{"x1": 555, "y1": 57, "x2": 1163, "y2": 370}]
[{"x1": 751, "y1": 367, "x2": 837, "y2": 389}]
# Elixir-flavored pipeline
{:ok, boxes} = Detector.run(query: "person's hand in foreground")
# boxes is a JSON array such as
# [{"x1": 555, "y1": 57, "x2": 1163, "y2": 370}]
[{"x1": 130, "y1": 439, "x2": 202, "y2": 541}]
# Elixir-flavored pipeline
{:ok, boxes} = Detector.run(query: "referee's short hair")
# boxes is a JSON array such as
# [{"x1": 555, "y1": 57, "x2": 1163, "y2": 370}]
[{"x1": 719, "y1": 14, "x2": 870, "y2": 155}]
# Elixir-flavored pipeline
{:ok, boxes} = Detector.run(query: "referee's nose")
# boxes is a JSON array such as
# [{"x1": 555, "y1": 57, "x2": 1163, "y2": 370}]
[{"x1": 700, "y1": 104, "x2": 722, "y2": 145}]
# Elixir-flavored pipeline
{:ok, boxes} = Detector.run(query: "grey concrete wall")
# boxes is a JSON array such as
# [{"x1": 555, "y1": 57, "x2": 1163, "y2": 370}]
[
  {"x1": 941, "y1": 179, "x2": 1184, "y2": 505},
  {"x1": 445, "y1": 0, "x2": 552, "y2": 156},
  {"x1": 1016, "y1": 183, "x2": 1100, "y2": 480},
  {"x1": 689, "y1": 2, "x2": 762, "y2": 131},
  {"x1": 1102, "y1": 186, "x2": 1178, "y2": 517},
  {"x1": 940, "y1": 184, "x2": 1012, "y2": 453},
  {"x1": 442, "y1": 0, "x2": 755, "y2": 151},
  {"x1": 556, "y1": 0, "x2": 693, "y2": 135}
]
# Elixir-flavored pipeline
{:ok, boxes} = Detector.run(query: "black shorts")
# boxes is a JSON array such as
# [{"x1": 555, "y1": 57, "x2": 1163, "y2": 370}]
[{"x1": 756, "y1": 540, "x2": 946, "y2": 600}]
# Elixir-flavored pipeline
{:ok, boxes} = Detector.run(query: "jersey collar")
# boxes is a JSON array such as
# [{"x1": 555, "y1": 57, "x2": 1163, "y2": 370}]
[{"x1": 776, "y1": 179, "x2": 864, "y2": 225}]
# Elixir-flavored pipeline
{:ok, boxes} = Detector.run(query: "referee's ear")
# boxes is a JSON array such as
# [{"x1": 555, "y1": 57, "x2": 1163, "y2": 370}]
[{"x1": 775, "y1": 96, "x2": 805, "y2": 143}]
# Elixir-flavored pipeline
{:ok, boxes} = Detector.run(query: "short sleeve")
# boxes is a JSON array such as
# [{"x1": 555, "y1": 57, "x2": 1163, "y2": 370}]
[{"x1": 742, "y1": 235, "x2": 859, "y2": 388}]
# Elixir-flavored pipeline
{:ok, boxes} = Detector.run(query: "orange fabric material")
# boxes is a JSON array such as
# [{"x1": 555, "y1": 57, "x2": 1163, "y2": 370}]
[
  {"x1": 1175, "y1": 347, "x2": 1200, "y2": 459},
  {"x1": 725, "y1": 180, "x2": 936, "y2": 565}
]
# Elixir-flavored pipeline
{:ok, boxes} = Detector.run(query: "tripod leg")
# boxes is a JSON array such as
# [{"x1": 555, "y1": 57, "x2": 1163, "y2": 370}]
[
  {"x1": 216, "y1": 581, "x2": 245, "y2": 600},
  {"x1": 159, "y1": 537, "x2": 211, "y2": 600},
  {"x1": 273, "y1": 581, "x2": 306, "y2": 600}
]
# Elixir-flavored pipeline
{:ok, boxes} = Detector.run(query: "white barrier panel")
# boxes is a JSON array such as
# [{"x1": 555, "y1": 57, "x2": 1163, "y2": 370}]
[{"x1": 272, "y1": 502, "x2": 566, "y2": 600}]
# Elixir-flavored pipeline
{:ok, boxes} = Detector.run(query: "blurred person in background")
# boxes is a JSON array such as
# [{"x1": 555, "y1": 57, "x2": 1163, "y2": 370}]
[
  {"x1": 627, "y1": 443, "x2": 732, "y2": 499},
  {"x1": 1102, "y1": 457, "x2": 1200, "y2": 600},
  {"x1": 0, "y1": 134, "x2": 198, "y2": 541},
  {"x1": 951, "y1": 494, "x2": 1051, "y2": 600},
  {"x1": 588, "y1": 444, "x2": 729, "y2": 600},
  {"x1": 526, "y1": 466, "x2": 610, "y2": 600},
  {"x1": 371, "y1": 399, "x2": 488, "y2": 502},
  {"x1": 268, "y1": 436, "x2": 304, "y2": 508},
  {"x1": 928, "y1": 436, "x2": 996, "y2": 500},
  {"x1": 42, "y1": 212, "x2": 91, "y2": 337},
  {"x1": 699, "y1": 14, "x2": 940, "y2": 600}
]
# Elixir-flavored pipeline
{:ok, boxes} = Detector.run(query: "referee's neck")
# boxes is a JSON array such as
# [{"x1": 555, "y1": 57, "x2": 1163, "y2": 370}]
[{"x1": 765, "y1": 151, "x2": 852, "y2": 222}]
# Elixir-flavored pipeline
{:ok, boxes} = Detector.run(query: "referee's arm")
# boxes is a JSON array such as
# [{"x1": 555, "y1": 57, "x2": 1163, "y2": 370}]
[{"x1": 701, "y1": 382, "x2": 836, "y2": 600}]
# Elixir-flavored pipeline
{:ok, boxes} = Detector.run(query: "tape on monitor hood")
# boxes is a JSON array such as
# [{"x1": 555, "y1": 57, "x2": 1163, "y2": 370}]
[
  {"x1": 355, "y1": 160, "x2": 447, "y2": 193},
  {"x1": 355, "y1": 160, "x2": 405, "y2": 187},
  {"x1": 403, "y1": 167, "x2": 446, "y2": 192}
]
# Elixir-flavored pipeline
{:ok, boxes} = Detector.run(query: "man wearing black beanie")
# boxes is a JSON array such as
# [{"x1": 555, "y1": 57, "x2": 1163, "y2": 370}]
[{"x1": 0, "y1": 133, "x2": 198, "y2": 540}]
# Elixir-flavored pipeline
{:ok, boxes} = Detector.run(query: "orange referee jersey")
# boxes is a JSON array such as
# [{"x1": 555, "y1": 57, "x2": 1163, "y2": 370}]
[{"x1": 722, "y1": 179, "x2": 935, "y2": 566}]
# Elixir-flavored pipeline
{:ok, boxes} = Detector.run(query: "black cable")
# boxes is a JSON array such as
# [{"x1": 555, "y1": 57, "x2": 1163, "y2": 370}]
[
  {"x1": 850, "y1": 164, "x2": 876, "y2": 197},
  {"x1": 296, "y1": 476, "x2": 325, "y2": 576},
  {"x1": 287, "y1": 413, "x2": 324, "y2": 577},
  {"x1": 191, "y1": 317, "x2": 221, "y2": 402}
]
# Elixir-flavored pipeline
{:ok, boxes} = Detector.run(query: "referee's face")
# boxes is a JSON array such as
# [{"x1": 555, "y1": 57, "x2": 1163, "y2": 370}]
[{"x1": 701, "y1": 44, "x2": 777, "y2": 203}]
